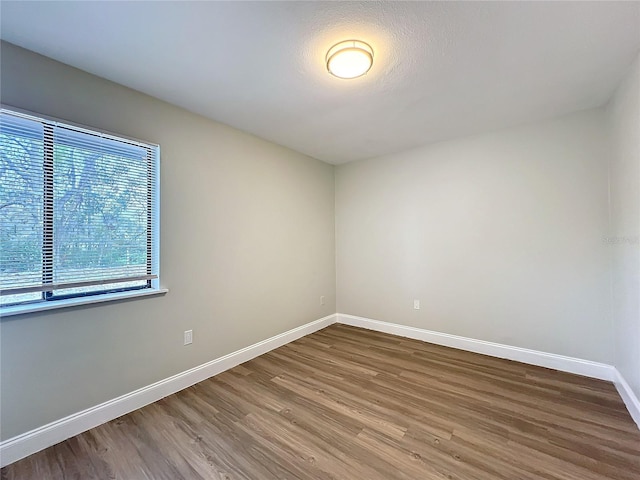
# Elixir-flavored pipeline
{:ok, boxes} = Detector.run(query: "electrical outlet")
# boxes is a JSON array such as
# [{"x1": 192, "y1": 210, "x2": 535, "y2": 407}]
[
  {"x1": 184, "y1": 330, "x2": 193, "y2": 345},
  {"x1": 320, "y1": 295, "x2": 325, "y2": 306},
  {"x1": 413, "y1": 299, "x2": 420, "y2": 310}
]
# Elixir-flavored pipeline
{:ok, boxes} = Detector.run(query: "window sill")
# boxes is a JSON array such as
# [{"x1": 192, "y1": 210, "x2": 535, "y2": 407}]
[{"x1": 0, "y1": 288, "x2": 168, "y2": 318}]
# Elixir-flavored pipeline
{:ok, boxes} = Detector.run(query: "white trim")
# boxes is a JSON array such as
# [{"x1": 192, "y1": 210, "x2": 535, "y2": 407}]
[
  {"x1": 337, "y1": 314, "x2": 615, "y2": 381},
  {"x1": 613, "y1": 369, "x2": 640, "y2": 429},
  {"x1": 2, "y1": 312, "x2": 636, "y2": 468},
  {"x1": 0, "y1": 288, "x2": 169, "y2": 318},
  {"x1": 0, "y1": 314, "x2": 336, "y2": 467}
]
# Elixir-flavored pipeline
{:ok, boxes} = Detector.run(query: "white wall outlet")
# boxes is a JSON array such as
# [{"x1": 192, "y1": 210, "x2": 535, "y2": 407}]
[
  {"x1": 320, "y1": 295, "x2": 325, "y2": 305},
  {"x1": 184, "y1": 330, "x2": 193, "y2": 345},
  {"x1": 414, "y1": 299, "x2": 420, "y2": 310}
]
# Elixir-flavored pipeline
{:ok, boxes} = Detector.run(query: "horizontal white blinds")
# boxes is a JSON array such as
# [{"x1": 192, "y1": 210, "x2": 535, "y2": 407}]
[
  {"x1": 0, "y1": 110, "x2": 158, "y2": 302},
  {"x1": 0, "y1": 114, "x2": 44, "y2": 298}
]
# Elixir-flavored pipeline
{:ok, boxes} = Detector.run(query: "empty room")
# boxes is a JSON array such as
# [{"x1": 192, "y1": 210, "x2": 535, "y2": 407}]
[{"x1": 1, "y1": 1, "x2": 639, "y2": 479}]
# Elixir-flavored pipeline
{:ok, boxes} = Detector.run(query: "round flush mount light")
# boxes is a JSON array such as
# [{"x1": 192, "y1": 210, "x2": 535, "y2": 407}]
[{"x1": 326, "y1": 40, "x2": 374, "y2": 79}]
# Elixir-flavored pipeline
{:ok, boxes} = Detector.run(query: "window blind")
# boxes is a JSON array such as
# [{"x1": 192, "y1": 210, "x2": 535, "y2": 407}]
[{"x1": 0, "y1": 109, "x2": 159, "y2": 306}]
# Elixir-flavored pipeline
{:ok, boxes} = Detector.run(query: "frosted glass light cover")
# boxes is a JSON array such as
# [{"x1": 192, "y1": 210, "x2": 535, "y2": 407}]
[{"x1": 326, "y1": 40, "x2": 374, "y2": 79}]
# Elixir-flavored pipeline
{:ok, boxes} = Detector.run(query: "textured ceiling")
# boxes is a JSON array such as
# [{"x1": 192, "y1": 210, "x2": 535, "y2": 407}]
[{"x1": 1, "y1": 1, "x2": 639, "y2": 164}]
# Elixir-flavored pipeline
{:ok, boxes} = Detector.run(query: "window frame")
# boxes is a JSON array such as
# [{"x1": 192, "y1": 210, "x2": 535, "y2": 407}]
[{"x1": 0, "y1": 105, "x2": 163, "y2": 314}]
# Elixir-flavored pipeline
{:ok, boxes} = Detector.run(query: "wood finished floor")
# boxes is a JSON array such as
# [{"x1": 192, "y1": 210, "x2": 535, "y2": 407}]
[{"x1": 2, "y1": 324, "x2": 639, "y2": 480}]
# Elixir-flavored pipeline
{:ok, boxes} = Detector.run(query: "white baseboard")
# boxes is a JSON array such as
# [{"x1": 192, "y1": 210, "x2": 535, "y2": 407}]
[
  {"x1": 2, "y1": 312, "x2": 636, "y2": 468},
  {"x1": 338, "y1": 313, "x2": 639, "y2": 429},
  {"x1": 613, "y1": 369, "x2": 640, "y2": 429},
  {"x1": 0, "y1": 314, "x2": 336, "y2": 468},
  {"x1": 337, "y1": 314, "x2": 616, "y2": 382}
]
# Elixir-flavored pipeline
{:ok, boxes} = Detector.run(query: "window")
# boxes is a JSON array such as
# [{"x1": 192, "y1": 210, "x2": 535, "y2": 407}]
[{"x1": 0, "y1": 108, "x2": 160, "y2": 309}]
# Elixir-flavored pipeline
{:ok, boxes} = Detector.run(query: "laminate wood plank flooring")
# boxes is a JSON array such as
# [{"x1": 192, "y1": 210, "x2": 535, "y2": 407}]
[{"x1": 2, "y1": 324, "x2": 639, "y2": 479}]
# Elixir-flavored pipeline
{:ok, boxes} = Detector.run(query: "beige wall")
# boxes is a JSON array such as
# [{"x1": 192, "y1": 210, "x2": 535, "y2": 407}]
[
  {"x1": 336, "y1": 109, "x2": 612, "y2": 363},
  {"x1": 606, "y1": 51, "x2": 640, "y2": 399},
  {"x1": 0, "y1": 42, "x2": 336, "y2": 440}
]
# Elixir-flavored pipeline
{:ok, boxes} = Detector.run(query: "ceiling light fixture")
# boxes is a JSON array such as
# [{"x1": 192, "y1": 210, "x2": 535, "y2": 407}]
[{"x1": 326, "y1": 40, "x2": 374, "y2": 79}]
